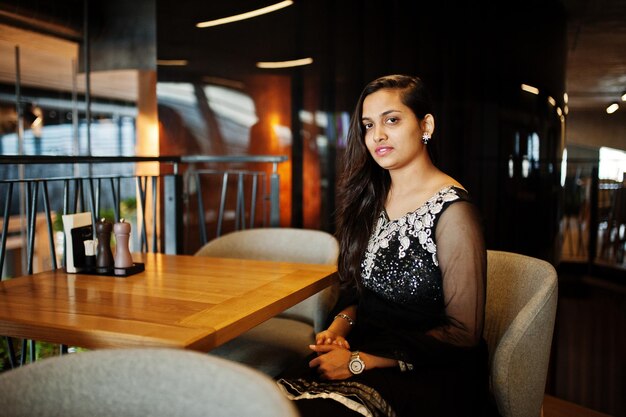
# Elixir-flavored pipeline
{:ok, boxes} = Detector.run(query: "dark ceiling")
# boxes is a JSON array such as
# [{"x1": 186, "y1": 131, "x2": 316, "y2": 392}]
[
  {"x1": 1, "y1": 0, "x2": 626, "y2": 113},
  {"x1": 562, "y1": 0, "x2": 626, "y2": 110},
  {"x1": 154, "y1": 0, "x2": 626, "y2": 113},
  {"x1": 156, "y1": 0, "x2": 299, "y2": 76}
]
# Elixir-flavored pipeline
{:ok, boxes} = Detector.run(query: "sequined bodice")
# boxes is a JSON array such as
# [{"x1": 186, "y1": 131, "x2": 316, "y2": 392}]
[{"x1": 360, "y1": 186, "x2": 465, "y2": 304}]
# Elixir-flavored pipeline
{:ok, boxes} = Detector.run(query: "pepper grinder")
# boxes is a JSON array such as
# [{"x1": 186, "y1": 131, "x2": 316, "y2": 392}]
[
  {"x1": 114, "y1": 218, "x2": 133, "y2": 275},
  {"x1": 96, "y1": 218, "x2": 114, "y2": 273}
]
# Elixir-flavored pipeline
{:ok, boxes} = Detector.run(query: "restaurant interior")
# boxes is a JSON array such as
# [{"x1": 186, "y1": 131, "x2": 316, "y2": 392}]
[{"x1": 0, "y1": 0, "x2": 625, "y2": 416}]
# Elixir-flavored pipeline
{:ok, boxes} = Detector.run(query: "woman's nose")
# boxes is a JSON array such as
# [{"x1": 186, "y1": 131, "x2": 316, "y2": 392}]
[{"x1": 373, "y1": 126, "x2": 387, "y2": 142}]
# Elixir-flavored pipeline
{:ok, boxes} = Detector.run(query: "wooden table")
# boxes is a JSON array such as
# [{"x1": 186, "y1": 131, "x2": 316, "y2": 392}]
[
  {"x1": 542, "y1": 395, "x2": 613, "y2": 417},
  {"x1": 0, "y1": 253, "x2": 337, "y2": 352}
]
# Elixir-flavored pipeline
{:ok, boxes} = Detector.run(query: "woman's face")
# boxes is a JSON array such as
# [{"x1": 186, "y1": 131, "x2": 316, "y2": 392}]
[{"x1": 361, "y1": 88, "x2": 431, "y2": 171}]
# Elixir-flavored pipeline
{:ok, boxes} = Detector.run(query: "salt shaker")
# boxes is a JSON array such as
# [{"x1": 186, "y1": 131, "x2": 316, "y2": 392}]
[
  {"x1": 114, "y1": 218, "x2": 133, "y2": 274},
  {"x1": 96, "y1": 218, "x2": 114, "y2": 273}
]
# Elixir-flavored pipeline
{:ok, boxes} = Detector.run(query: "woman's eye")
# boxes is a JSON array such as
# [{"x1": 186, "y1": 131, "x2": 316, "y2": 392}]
[
  {"x1": 386, "y1": 117, "x2": 398, "y2": 124},
  {"x1": 363, "y1": 123, "x2": 373, "y2": 130}
]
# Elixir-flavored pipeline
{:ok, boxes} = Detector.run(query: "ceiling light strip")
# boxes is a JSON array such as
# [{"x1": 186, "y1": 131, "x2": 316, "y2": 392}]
[
  {"x1": 521, "y1": 84, "x2": 539, "y2": 95},
  {"x1": 606, "y1": 102, "x2": 619, "y2": 114},
  {"x1": 256, "y1": 57, "x2": 313, "y2": 69},
  {"x1": 197, "y1": 0, "x2": 294, "y2": 28}
]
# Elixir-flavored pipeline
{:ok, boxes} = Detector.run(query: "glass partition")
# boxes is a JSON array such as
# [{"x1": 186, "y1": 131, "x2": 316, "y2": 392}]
[
  {"x1": 561, "y1": 145, "x2": 626, "y2": 269},
  {"x1": 0, "y1": 5, "x2": 144, "y2": 277}
]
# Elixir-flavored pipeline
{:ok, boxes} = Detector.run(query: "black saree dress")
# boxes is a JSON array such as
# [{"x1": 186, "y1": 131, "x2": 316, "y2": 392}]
[{"x1": 277, "y1": 186, "x2": 493, "y2": 417}]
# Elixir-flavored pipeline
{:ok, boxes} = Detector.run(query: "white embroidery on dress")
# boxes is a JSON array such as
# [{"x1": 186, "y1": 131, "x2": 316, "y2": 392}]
[{"x1": 362, "y1": 186, "x2": 461, "y2": 279}]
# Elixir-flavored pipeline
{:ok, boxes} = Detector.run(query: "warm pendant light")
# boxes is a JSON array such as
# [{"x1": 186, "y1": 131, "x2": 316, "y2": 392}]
[
  {"x1": 196, "y1": 1, "x2": 293, "y2": 28},
  {"x1": 606, "y1": 102, "x2": 619, "y2": 114}
]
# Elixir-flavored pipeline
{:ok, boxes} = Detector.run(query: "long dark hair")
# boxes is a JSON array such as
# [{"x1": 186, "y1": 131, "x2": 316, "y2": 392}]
[{"x1": 335, "y1": 74, "x2": 434, "y2": 286}]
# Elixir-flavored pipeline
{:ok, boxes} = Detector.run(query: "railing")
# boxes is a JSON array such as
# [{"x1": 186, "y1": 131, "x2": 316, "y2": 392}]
[
  {"x1": 180, "y1": 155, "x2": 285, "y2": 250},
  {"x1": 0, "y1": 154, "x2": 288, "y2": 278}
]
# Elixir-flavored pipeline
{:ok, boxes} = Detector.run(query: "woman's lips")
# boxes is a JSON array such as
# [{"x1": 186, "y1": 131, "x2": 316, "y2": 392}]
[{"x1": 375, "y1": 146, "x2": 393, "y2": 156}]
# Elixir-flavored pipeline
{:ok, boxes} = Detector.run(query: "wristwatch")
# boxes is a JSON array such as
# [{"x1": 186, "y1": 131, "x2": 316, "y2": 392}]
[{"x1": 348, "y1": 350, "x2": 365, "y2": 375}]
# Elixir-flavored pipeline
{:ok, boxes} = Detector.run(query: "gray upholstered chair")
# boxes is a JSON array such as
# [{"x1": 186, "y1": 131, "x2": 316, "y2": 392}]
[
  {"x1": 195, "y1": 227, "x2": 339, "y2": 377},
  {"x1": 483, "y1": 250, "x2": 559, "y2": 417},
  {"x1": 0, "y1": 348, "x2": 299, "y2": 417}
]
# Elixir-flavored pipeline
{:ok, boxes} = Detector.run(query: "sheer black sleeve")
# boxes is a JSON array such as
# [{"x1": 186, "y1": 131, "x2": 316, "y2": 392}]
[
  {"x1": 354, "y1": 200, "x2": 487, "y2": 367},
  {"x1": 428, "y1": 200, "x2": 486, "y2": 346}
]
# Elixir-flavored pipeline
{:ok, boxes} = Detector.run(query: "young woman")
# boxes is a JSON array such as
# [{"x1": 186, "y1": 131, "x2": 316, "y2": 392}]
[{"x1": 277, "y1": 75, "x2": 491, "y2": 417}]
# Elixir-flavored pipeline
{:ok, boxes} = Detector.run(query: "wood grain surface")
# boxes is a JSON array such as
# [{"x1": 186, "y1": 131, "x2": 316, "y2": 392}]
[{"x1": 0, "y1": 253, "x2": 337, "y2": 352}]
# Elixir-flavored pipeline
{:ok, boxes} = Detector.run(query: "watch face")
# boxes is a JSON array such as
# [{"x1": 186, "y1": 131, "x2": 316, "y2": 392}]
[{"x1": 349, "y1": 357, "x2": 364, "y2": 374}]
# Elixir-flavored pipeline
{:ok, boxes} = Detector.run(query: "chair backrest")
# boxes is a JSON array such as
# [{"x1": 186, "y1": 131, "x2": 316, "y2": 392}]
[
  {"x1": 0, "y1": 348, "x2": 299, "y2": 417},
  {"x1": 195, "y1": 227, "x2": 339, "y2": 332},
  {"x1": 195, "y1": 227, "x2": 339, "y2": 264},
  {"x1": 483, "y1": 250, "x2": 558, "y2": 417}
]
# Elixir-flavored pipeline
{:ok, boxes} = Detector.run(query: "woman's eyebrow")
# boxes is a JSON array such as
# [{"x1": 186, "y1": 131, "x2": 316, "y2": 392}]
[{"x1": 362, "y1": 109, "x2": 401, "y2": 121}]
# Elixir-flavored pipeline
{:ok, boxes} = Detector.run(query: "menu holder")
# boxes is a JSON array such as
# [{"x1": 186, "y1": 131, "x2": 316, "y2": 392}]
[{"x1": 62, "y1": 212, "x2": 93, "y2": 274}]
